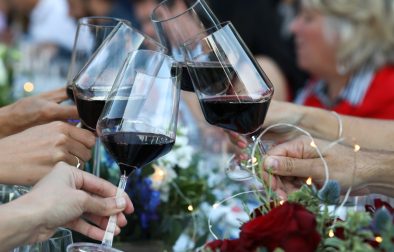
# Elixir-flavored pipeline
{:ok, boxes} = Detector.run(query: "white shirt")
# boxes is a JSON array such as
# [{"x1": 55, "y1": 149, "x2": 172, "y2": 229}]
[{"x1": 29, "y1": 0, "x2": 77, "y2": 50}]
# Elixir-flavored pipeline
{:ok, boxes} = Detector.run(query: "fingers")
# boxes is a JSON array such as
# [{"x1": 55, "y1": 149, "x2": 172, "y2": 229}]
[
  {"x1": 66, "y1": 124, "x2": 96, "y2": 148},
  {"x1": 40, "y1": 87, "x2": 68, "y2": 103},
  {"x1": 227, "y1": 131, "x2": 248, "y2": 148},
  {"x1": 74, "y1": 171, "x2": 134, "y2": 213},
  {"x1": 65, "y1": 137, "x2": 93, "y2": 162},
  {"x1": 52, "y1": 105, "x2": 79, "y2": 121},
  {"x1": 263, "y1": 155, "x2": 322, "y2": 180},
  {"x1": 67, "y1": 218, "x2": 120, "y2": 241},
  {"x1": 84, "y1": 212, "x2": 128, "y2": 230}
]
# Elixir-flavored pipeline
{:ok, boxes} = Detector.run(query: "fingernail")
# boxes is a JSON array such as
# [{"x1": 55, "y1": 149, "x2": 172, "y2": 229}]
[
  {"x1": 237, "y1": 141, "x2": 247, "y2": 148},
  {"x1": 265, "y1": 157, "x2": 278, "y2": 171},
  {"x1": 116, "y1": 197, "x2": 126, "y2": 208}
]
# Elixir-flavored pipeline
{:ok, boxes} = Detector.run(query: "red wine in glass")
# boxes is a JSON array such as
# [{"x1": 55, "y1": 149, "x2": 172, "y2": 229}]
[{"x1": 100, "y1": 131, "x2": 174, "y2": 175}]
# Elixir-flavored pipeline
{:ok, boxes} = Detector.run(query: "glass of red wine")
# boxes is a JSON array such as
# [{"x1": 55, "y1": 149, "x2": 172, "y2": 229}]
[
  {"x1": 66, "y1": 17, "x2": 128, "y2": 101},
  {"x1": 70, "y1": 49, "x2": 181, "y2": 250},
  {"x1": 72, "y1": 21, "x2": 166, "y2": 177},
  {"x1": 183, "y1": 22, "x2": 274, "y2": 180},
  {"x1": 151, "y1": 0, "x2": 221, "y2": 92}
]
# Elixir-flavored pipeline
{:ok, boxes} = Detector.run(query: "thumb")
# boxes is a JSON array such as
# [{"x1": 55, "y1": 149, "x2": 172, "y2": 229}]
[
  {"x1": 80, "y1": 191, "x2": 130, "y2": 216},
  {"x1": 263, "y1": 155, "x2": 322, "y2": 179}
]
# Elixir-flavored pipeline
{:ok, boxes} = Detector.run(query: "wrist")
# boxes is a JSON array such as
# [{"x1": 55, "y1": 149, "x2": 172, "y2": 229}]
[{"x1": 299, "y1": 106, "x2": 339, "y2": 140}]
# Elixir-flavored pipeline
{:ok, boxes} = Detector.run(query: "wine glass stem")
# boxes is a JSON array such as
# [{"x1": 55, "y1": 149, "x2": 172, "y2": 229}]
[
  {"x1": 101, "y1": 174, "x2": 128, "y2": 247},
  {"x1": 93, "y1": 138, "x2": 101, "y2": 177}
]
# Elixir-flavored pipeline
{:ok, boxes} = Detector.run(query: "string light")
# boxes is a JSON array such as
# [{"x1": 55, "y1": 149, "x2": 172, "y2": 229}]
[
  {"x1": 328, "y1": 230, "x2": 335, "y2": 238},
  {"x1": 310, "y1": 141, "x2": 317, "y2": 148},
  {"x1": 188, "y1": 205, "x2": 194, "y2": 212},
  {"x1": 375, "y1": 236, "x2": 383, "y2": 243},
  {"x1": 23, "y1": 82, "x2": 34, "y2": 93},
  {"x1": 279, "y1": 200, "x2": 285, "y2": 205},
  {"x1": 354, "y1": 144, "x2": 360, "y2": 152},
  {"x1": 306, "y1": 177, "x2": 313, "y2": 186},
  {"x1": 213, "y1": 203, "x2": 219, "y2": 209}
]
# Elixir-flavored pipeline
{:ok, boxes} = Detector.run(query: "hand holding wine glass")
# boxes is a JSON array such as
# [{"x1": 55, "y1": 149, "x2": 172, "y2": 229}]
[{"x1": 70, "y1": 50, "x2": 181, "y2": 251}]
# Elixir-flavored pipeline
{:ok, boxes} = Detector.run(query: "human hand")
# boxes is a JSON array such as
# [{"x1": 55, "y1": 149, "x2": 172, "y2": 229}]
[
  {"x1": 261, "y1": 136, "x2": 370, "y2": 198},
  {"x1": 1, "y1": 88, "x2": 78, "y2": 137},
  {"x1": 0, "y1": 121, "x2": 95, "y2": 185},
  {"x1": 23, "y1": 162, "x2": 134, "y2": 243}
]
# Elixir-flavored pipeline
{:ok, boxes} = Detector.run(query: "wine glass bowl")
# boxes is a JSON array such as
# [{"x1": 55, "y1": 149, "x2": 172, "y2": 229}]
[
  {"x1": 184, "y1": 22, "x2": 274, "y2": 135},
  {"x1": 66, "y1": 17, "x2": 128, "y2": 101},
  {"x1": 151, "y1": 0, "x2": 220, "y2": 91},
  {"x1": 97, "y1": 49, "x2": 181, "y2": 176},
  {"x1": 183, "y1": 22, "x2": 274, "y2": 179},
  {"x1": 72, "y1": 21, "x2": 166, "y2": 132}
]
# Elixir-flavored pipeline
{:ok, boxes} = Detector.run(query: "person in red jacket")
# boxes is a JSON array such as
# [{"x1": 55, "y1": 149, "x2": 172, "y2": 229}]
[{"x1": 291, "y1": 0, "x2": 394, "y2": 119}]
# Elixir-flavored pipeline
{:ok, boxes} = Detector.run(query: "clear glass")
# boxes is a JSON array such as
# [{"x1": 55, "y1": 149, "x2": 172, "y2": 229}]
[
  {"x1": 13, "y1": 228, "x2": 73, "y2": 252},
  {"x1": 151, "y1": 0, "x2": 221, "y2": 91},
  {"x1": 66, "y1": 17, "x2": 128, "y2": 101},
  {"x1": 72, "y1": 22, "x2": 165, "y2": 177},
  {"x1": 67, "y1": 243, "x2": 122, "y2": 252},
  {"x1": 72, "y1": 50, "x2": 181, "y2": 250},
  {"x1": 183, "y1": 22, "x2": 274, "y2": 180},
  {"x1": 66, "y1": 17, "x2": 128, "y2": 178}
]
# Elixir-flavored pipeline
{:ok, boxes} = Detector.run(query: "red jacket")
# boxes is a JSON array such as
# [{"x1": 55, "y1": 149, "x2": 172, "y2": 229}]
[{"x1": 301, "y1": 66, "x2": 394, "y2": 119}]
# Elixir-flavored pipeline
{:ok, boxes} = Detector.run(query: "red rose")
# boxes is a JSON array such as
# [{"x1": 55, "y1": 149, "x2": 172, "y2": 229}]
[
  {"x1": 240, "y1": 202, "x2": 321, "y2": 252},
  {"x1": 365, "y1": 199, "x2": 394, "y2": 215},
  {"x1": 205, "y1": 239, "x2": 247, "y2": 252}
]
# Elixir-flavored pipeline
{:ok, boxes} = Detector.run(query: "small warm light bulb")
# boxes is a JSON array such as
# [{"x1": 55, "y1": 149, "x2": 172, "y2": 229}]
[
  {"x1": 279, "y1": 200, "x2": 285, "y2": 205},
  {"x1": 187, "y1": 205, "x2": 194, "y2": 212},
  {"x1": 375, "y1": 236, "x2": 383, "y2": 243},
  {"x1": 310, "y1": 141, "x2": 317, "y2": 148},
  {"x1": 252, "y1": 156, "x2": 257, "y2": 164},
  {"x1": 24, "y1": 82, "x2": 34, "y2": 93},
  {"x1": 213, "y1": 203, "x2": 219, "y2": 209},
  {"x1": 306, "y1": 177, "x2": 313, "y2": 186},
  {"x1": 354, "y1": 144, "x2": 361, "y2": 152},
  {"x1": 328, "y1": 230, "x2": 335, "y2": 238},
  {"x1": 157, "y1": 168, "x2": 165, "y2": 177}
]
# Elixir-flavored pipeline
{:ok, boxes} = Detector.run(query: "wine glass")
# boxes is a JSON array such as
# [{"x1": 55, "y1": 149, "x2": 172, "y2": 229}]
[
  {"x1": 72, "y1": 21, "x2": 166, "y2": 177},
  {"x1": 66, "y1": 17, "x2": 128, "y2": 178},
  {"x1": 183, "y1": 22, "x2": 274, "y2": 180},
  {"x1": 66, "y1": 17, "x2": 128, "y2": 101},
  {"x1": 71, "y1": 50, "x2": 181, "y2": 250},
  {"x1": 151, "y1": 0, "x2": 221, "y2": 92}
]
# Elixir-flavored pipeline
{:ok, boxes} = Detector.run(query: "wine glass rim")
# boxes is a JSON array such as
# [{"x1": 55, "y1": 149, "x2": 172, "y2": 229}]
[
  {"x1": 151, "y1": 0, "x2": 204, "y2": 23},
  {"x1": 48, "y1": 227, "x2": 73, "y2": 242},
  {"x1": 182, "y1": 21, "x2": 232, "y2": 48},
  {"x1": 78, "y1": 16, "x2": 131, "y2": 28},
  {"x1": 126, "y1": 49, "x2": 182, "y2": 80},
  {"x1": 72, "y1": 22, "x2": 166, "y2": 87}
]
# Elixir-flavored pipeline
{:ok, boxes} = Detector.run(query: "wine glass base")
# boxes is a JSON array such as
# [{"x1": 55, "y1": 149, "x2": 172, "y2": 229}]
[
  {"x1": 225, "y1": 156, "x2": 255, "y2": 181},
  {"x1": 67, "y1": 243, "x2": 123, "y2": 252}
]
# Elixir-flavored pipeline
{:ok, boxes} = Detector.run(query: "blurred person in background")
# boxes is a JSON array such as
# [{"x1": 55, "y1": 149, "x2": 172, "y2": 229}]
[
  {"x1": 86, "y1": 0, "x2": 139, "y2": 26},
  {"x1": 3, "y1": 0, "x2": 76, "y2": 52},
  {"x1": 68, "y1": 0, "x2": 90, "y2": 20},
  {"x1": 210, "y1": 0, "x2": 308, "y2": 101},
  {"x1": 291, "y1": 0, "x2": 394, "y2": 118}
]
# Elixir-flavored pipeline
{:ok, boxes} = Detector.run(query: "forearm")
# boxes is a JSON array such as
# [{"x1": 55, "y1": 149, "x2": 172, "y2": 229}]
[
  {"x1": 299, "y1": 106, "x2": 394, "y2": 151},
  {"x1": 0, "y1": 195, "x2": 43, "y2": 251},
  {"x1": 363, "y1": 150, "x2": 394, "y2": 197}
]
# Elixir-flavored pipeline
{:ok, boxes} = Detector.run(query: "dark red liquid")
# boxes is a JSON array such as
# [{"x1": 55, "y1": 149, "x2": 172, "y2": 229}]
[
  {"x1": 178, "y1": 65, "x2": 194, "y2": 92},
  {"x1": 66, "y1": 85, "x2": 74, "y2": 101},
  {"x1": 100, "y1": 131, "x2": 174, "y2": 175},
  {"x1": 74, "y1": 95, "x2": 106, "y2": 132},
  {"x1": 200, "y1": 96, "x2": 270, "y2": 134}
]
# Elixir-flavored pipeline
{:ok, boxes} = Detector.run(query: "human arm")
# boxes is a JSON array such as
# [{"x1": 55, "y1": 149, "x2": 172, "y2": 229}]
[
  {"x1": 256, "y1": 100, "x2": 394, "y2": 151},
  {"x1": 0, "y1": 121, "x2": 95, "y2": 185},
  {"x1": 0, "y1": 88, "x2": 78, "y2": 138},
  {"x1": 261, "y1": 136, "x2": 394, "y2": 198},
  {"x1": 0, "y1": 162, "x2": 134, "y2": 251}
]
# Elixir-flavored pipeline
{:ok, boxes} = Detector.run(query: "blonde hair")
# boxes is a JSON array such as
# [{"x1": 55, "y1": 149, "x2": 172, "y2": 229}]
[{"x1": 302, "y1": 0, "x2": 394, "y2": 72}]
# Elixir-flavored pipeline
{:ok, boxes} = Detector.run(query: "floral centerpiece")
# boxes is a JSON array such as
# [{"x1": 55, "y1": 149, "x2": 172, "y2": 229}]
[{"x1": 203, "y1": 177, "x2": 394, "y2": 252}]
